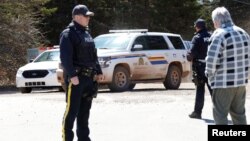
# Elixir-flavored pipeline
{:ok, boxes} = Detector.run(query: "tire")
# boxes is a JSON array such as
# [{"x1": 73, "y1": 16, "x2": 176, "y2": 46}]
[
  {"x1": 20, "y1": 87, "x2": 32, "y2": 93},
  {"x1": 60, "y1": 83, "x2": 66, "y2": 92},
  {"x1": 163, "y1": 65, "x2": 181, "y2": 89},
  {"x1": 108, "y1": 66, "x2": 131, "y2": 92},
  {"x1": 58, "y1": 86, "x2": 65, "y2": 92}
]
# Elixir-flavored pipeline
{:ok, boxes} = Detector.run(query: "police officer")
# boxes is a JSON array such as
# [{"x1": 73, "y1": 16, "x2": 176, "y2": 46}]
[
  {"x1": 60, "y1": 4, "x2": 103, "y2": 141},
  {"x1": 187, "y1": 19, "x2": 212, "y2": 119}
]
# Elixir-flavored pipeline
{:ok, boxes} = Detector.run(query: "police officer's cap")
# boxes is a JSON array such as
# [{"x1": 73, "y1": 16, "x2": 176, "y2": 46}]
[
  {"x1": 72, "y1": 4, "x2": 94, "y2": 16},
  {"x1": 194, "y1": 18, "x2": 206, "y2": 29}
]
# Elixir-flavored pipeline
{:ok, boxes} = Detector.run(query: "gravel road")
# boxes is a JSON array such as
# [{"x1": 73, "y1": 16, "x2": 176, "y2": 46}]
[{"x1": 0, "y1": 83, "x2": 249, "y2": 141}]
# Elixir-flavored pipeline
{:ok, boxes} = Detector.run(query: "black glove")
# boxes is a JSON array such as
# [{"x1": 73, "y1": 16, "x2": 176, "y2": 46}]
[{"x1": 187, "y1": 52, "x2": 193, "y2": 62}]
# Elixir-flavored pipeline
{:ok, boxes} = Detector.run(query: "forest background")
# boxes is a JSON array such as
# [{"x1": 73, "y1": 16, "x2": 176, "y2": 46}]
[{"x1": 0, "y1": 0, "x2": 249, "y2": 86}]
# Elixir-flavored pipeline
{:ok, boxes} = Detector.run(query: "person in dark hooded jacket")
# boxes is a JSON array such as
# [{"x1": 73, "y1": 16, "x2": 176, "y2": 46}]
[{"x1": 187, "y1": 19, "x2": 212, "y2": 119}]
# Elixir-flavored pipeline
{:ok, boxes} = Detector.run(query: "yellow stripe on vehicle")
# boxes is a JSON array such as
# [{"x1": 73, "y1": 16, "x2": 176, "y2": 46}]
[
  {"x1": 148, "y1": 56, "x2": 165, "y2": 60},
  {"x1": 62, "y1": 82, "x2": 72, "y2": 141},
  {"x1": 148, "y1": 56, "x2": 168, "y2": 65}
]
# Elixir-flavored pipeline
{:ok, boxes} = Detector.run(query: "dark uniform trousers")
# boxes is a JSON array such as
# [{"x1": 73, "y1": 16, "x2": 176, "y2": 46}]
[
  {"x1": 193, "y1": 61, "x2": 212, "y2": 114},
  {"x1": 62, "y1": 75, "x2": 94, "y2": 141}
]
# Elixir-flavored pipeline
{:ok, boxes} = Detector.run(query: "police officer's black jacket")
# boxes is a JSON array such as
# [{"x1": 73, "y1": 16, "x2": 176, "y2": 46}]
[
  {"x1": 60, "y1": 21, "x2": 102, "y2": 78},
  {"x1": 190, "y1": 29, "x2": 211, "y2": 60}
]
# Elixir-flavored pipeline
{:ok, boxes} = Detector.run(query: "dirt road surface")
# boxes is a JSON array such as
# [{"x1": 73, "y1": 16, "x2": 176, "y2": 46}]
[{"x1": 0, "y1": 83, "x2": 249, "y2": 141}]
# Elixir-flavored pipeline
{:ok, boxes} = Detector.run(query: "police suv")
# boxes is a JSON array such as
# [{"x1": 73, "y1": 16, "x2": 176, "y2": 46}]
[{"x1": 57, "y1": 29, "x2": 191, "y2": 92}]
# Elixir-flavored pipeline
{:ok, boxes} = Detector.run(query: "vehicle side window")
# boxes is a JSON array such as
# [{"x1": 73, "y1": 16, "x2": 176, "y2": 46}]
[
  {"x1": 145, "y1": 36, "x2": 169, "y2": 50},
  {"x1": 133, "y1": 35, "x2": 169, "y2": 50},
  {"x1": 133, "y1": 36, "x2": 149, "y2": 50},
  {"x1": 168, "y1": 36, "x2": 185, "y2": 49},
  {"x1": 184, "y1": 40, "x2": 192, "y2": 50}
]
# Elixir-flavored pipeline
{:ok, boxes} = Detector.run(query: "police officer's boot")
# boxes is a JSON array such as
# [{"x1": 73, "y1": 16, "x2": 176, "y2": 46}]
[{"x1": 189, "y1": 112, "x2": 201, "y2": 119}]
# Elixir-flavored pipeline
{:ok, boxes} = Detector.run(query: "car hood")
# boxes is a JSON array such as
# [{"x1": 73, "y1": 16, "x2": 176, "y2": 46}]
[
  {"x1": 97, "y1": 49, "x2": 129, "y2": 57},
  {"x1": 18, "y1": 61, "x2": 59, "y2": 71}
]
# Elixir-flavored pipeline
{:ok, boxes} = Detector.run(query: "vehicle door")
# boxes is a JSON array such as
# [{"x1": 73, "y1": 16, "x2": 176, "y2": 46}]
[
  {"x1": 131, "y1": 35, "x2": 169, "y2": 80},
  {"x1": 166, "y1": 36, "x2": 191, "y2": 77}
]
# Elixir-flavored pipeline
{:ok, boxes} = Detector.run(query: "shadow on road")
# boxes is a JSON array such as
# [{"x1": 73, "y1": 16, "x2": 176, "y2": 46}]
[
  {"x1": 0, "y1": 85, "x2": 195, "y2": 95},
  {"x1": 98, "y1": 87, "x2": 195, "y2": 93},
  {"x1": 201, "y1": 118, "x2": 233, "y2": 125},
  {"x1": 0, "y1": 85, "x2": 18, "y2": 95},
  {"x1": 0, "y1": 90, "x2": 18, "y2": 95},
  {"x1": 0, "y1": 87, "x2": 63, "y2": 95},
  {"x1": 202, "y1": 118, "x2": 215, "y2": 124}
]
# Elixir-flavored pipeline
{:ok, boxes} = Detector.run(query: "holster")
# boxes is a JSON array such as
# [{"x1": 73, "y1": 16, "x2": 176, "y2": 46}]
[
  {"x1": 76, "y1": 67, "x2": 97, "y2": 79},
  {"x1": 192, "y1": 61, "x2": 206, "y2": 86},
  {"x1": 90, "y1": 81, "x2": 98, "y2": 98},
  {"x1": 76, "y1": 67, "x2": 99, "y2": 98},
  {"x1": 192, "y1": 70, "x2": 199, "y2": 86}
]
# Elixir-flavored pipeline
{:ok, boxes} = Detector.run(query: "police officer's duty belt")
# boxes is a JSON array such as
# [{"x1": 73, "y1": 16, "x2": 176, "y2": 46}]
[{"x1": 78, "y1": 67, "x2": 96, "y2": 78}]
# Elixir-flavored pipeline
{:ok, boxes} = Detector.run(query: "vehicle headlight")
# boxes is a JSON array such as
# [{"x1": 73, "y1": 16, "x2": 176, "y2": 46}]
[
  {"x1": 49, "y1": 69, "x2": 57, "y2": 74},
  {"x1": 16, "y1": 69, "x2": 24, "y2": 76},
  {"x1": 98, "y1": 57, "x2": 111, "y2": 68}
]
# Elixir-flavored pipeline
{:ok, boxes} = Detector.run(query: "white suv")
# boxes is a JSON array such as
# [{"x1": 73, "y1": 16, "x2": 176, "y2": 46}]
[
  {"x1": 57, "y1": 29, "x2": 191, "y2": 92},
  {"x1": 16, "y1": 49, "x2": 61, "y2": 93}
]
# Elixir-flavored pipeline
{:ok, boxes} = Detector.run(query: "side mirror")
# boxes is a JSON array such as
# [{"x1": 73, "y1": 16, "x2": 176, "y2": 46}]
[
  {"x1": 131, "y1": 44, "x2": 143, "y2": 51},
  {"x1": 29, "y1": 59, "x2": 34, "y2": 62}
]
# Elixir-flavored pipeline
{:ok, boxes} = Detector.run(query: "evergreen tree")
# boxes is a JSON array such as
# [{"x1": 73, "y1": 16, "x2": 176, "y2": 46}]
[
  {"x1": 0, "y1": 0, "x2": 47, "y2": 85},
  {"x1": 150, "y1": 0, "x2": 201, "y2": 39},
  {"x1": 218, "y1": 0, "x2": 250, "y2": 33}
]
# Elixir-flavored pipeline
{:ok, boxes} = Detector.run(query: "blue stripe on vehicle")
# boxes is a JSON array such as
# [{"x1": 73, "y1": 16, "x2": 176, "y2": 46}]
[{"x1": 150, "y1": 60, "x2": 168, "y2": 65}]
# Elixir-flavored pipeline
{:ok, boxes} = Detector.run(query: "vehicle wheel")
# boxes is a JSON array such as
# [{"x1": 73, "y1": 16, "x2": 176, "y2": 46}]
[
  {"x1": 20, "y1": 87, "x2": 32, "y2": 93},
  {"x1": 108, "y1": 66, "x2": 131, "y2": 92},
  {"x1": 128, "y1": 84, "x2": 136, "y2": 91},
  {"x1": 163, "y1": 65, "x2": 181, "y2": 89}
]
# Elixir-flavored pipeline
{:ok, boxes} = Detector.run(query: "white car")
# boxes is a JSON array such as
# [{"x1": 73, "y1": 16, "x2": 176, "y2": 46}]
[
  {"x1": 16, "y1": 49, "x2": 61, "y2": 93},
  {"x1": 57, "y1": 29, "x2": 191, "y2": 92}
]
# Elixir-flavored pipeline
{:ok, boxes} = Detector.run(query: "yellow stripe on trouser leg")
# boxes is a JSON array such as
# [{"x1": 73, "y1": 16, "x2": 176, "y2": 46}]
[{"x1": 62, "y1": 82, "x2": 72, "y2": 141}]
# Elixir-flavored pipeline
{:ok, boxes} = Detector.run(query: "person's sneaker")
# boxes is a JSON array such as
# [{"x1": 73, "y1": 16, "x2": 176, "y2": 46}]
[{"x1": 189, "y1": 112, "x2": 201, "y2": 119}]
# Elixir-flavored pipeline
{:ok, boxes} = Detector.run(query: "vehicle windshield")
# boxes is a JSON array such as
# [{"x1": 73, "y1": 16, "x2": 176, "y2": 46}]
[
  {"x1": 34, "y1": 51, "x2": 60, "y2": 62},
  {"x1": 94, "y1": 34, "x2": 131, "y2": 50}
]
